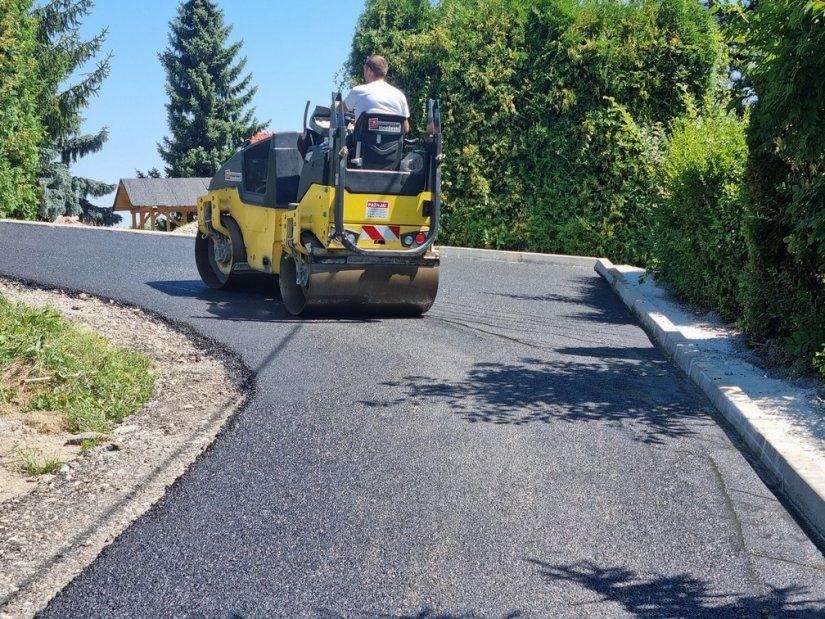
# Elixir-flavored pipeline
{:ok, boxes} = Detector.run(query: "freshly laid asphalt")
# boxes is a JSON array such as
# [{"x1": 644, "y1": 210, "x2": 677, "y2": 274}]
[
  {"x1": 447, "y1": 246, "x2": 825, "y2": 550},
  {"x1": 1, "y1": 221, "x2": 824, "y2": 618}
]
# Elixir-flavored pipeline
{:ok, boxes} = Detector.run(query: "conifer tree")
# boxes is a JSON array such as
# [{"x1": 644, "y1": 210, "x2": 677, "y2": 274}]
[
  {"x1": 0, "y1": 0, "x2": 42, "y2": 220},
  {"x1": 34, "y1": 0, "x2": 118, "y2": 224},
  {"x1": 158, "y1": 0, "x2": 266, "y2": 178}
]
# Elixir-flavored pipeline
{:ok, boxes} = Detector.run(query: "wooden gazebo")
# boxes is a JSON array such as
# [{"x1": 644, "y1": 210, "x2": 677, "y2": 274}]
[{"x1": 113, "y1": 177, "x2": 211, "y2": 231}]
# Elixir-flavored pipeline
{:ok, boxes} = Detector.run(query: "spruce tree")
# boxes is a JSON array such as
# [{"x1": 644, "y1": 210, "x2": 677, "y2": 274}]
[
  {"x1": 34, "y1": 0, "x2": 118, "y2": 225},
  {"x1": 159, "y1": 0, "x2": 266, "y2": 178},
  {"x1": 0, "y1": 0, "x2": 42, "y2": 220}
]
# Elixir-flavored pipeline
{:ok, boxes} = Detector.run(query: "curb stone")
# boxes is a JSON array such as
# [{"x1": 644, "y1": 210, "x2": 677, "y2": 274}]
[{"x1": 437, "y1": 245, "x2": 597, "y2": 267}]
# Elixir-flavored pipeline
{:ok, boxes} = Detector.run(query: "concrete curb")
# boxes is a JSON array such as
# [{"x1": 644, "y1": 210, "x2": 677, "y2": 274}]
[
  {"x1": 438, "y1": 245, "x2": 598, "y2": 267},
  {"x1": 595, "y1": 258, "x2": 825, "y2": 546}
]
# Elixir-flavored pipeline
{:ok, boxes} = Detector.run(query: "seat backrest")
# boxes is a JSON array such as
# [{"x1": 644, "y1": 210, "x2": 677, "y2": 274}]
[{"x1": 352, "y1": 113, "x2": 406, "y2": 170}]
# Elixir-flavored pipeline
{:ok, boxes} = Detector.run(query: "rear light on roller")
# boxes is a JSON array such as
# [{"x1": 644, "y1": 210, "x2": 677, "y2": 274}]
[{"x1": 400, "y1": 230, "x2": 430, "y2": 247}]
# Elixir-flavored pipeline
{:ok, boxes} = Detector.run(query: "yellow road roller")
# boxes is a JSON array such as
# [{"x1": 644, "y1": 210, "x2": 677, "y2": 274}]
[{"x1": 195, "y1": 93, "x2": 442, "y2": 316}]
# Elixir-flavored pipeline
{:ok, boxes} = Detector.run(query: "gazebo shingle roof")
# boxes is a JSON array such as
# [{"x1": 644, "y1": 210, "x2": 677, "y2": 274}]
[{"x1": 113, "y1": 177, "x2": 211, "y2": 210}]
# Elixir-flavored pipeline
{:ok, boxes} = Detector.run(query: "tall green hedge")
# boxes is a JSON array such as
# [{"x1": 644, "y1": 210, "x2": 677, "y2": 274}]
[
  {"x1": 521, "y1": 0, "x2": 719, "y2": 264},
  {"x1": 655, "y1": 108, "x2": 748, "y2": 321},
  {"x1": 348, "y1": 0, "x2": 721, "y2": 262},
  {"x1": 742, "y1": 0, "x2": 825, "y2": 374},
  {"x1": 0, "y1": 0, "x2": 42, "y2": 220}
]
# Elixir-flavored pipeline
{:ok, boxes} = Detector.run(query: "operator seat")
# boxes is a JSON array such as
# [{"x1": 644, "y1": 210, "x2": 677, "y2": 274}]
[{"x1": 349, "y1": 113, "x2": 406, "y2": 171}]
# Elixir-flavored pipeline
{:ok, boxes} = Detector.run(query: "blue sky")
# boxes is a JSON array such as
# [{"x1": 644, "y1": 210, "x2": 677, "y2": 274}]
[{"x1": 70, "y1": 0, "x2": 366, "y2": 208}]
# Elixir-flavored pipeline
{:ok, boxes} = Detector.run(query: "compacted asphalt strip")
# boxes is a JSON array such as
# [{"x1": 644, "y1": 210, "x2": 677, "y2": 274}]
[{"x1": 441, "y1": 245, "x2": 825, "y2": 547}]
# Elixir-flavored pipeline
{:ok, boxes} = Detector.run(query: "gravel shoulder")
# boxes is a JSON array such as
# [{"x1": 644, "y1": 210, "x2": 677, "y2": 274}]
[{"x1": 0, "y1": 277, "x2": 247, "y2": 619}]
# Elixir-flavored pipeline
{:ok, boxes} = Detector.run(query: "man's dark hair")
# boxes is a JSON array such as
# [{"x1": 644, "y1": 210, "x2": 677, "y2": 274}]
[{"x1": 365, "y1": 54, "x2": 388, "y2": 78}]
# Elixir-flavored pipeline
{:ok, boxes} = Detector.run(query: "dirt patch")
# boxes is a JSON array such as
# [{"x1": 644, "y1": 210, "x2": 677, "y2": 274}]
[
  {"x1": 50, "y1": 216, "x2": 81, "y2": 226},
  {"x1": 10, "y1": 411, "x2": 67, "y2": 435},
  {"x1": 174, "y1": 220, "x2": 200, "y2": 236},
  {"x1": 0, "y1": 278, "x2": 247, "y2": 619},
  {"x1": 0, "y1": 408, "x2": 74, "y2": 503}
]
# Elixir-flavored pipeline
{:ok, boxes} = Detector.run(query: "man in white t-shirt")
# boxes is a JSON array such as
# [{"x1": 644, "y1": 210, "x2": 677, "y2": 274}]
[{"x1": 343, "y1": 55, "x2": 410, "y2": 134}]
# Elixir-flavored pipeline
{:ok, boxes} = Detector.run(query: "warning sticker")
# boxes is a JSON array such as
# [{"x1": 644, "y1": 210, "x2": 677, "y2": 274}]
[
  {"x1": 224, "y1": 169, "x2": 242, "y2": 182},
  {"x1": 366, "y1": 200, "x2": 390, "y2": 219}
]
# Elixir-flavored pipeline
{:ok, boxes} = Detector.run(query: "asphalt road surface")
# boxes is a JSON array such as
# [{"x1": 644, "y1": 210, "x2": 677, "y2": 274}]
[{"x1": 2, "y1": 221, "x2": 824, "y2": 618}]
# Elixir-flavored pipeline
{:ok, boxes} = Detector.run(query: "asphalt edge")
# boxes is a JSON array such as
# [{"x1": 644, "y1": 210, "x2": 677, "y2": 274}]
[
  {"x1": 0, "y1": 218, "x2": 194, "y2": 238},
  {"x1": 595, "y1": 258, "x2": 825, "y2": 546}
]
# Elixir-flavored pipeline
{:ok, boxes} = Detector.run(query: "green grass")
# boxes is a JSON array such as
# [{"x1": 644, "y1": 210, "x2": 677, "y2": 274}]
[
  {"x1": 79, "y1": 435, "x2": 106, "y2": 452},
  {"x1": 15, "y1": 445, "x2": 63, "y2": 476},
  {"x1": 0, "y1": 294, "x2": 156, "y2": 436}
]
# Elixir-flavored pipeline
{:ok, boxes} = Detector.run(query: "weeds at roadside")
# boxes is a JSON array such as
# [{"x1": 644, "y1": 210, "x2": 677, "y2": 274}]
[
  {"x1": 79, "y1": 436, "x2": 105, "y2": 453},
  {"x1": 14, "y1": 445, "x2": 63, "y2": 476},
  {"x1": 0, "y1": 294, "x2": 156, "y2": 443}
]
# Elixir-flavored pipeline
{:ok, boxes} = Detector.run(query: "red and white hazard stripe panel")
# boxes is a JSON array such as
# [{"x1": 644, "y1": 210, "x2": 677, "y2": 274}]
[{"x1": 360, "y1": 225, "x2": 401, "y2": 241}]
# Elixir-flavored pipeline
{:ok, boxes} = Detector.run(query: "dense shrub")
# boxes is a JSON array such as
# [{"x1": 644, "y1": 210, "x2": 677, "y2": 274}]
[
  {"x1": 0, "y1": 0, "x2": 42, "y2": 220},
  {"x1": 742, "y1": 0, "x2": 825, "y2": 375},
  {"x1": 654, "y1": 108, "x2": 748, "y2": 321},
  {"x1": 519, "y1": 0, "x2": 721, "y2": 263},
  {"x1": 524, "y1": 102, "x2": 664, "y2": 263}
]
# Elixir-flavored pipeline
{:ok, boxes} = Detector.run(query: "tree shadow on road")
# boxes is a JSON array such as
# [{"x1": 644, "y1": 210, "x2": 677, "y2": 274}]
[
  {"x1": 528, "y1": 558, "x2": 825, "y2": 618},
  {"x1": 485, "y1": 277, "x2": 637, "y2": 327},
  {"x1": 370, "y1": 356, "x2": 710, "y2": 444}
]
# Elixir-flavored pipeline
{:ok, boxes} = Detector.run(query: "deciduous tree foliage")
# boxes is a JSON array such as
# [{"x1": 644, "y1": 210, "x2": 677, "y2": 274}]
[
  {"x1": 0, "y1": 0, "x2": 42, "y2": 220},
  {"x1": 34, "y1": 0, "x2": 117, "y2": 224},
  {"x1": 158, "y1": 0, "x2": 266, "y2": 178},
  {"x1": 706, "y1": 0, "x2": 757, "y2": 114}
]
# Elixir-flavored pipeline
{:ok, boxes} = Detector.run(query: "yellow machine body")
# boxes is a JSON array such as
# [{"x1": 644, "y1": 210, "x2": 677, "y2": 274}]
[
  {"x1": 194, "y1": 96, "x2": 443, "y2": 315},
  {"x1": 197, "y1": 186, "x2": 435, "y2": 270}
]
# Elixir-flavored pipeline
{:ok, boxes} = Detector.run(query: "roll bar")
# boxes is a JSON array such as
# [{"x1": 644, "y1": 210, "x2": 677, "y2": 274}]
[{"x1": 329, "y1": 92, "x2": 442, "y2": 257}]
